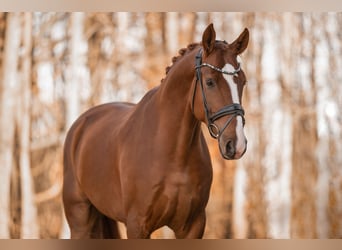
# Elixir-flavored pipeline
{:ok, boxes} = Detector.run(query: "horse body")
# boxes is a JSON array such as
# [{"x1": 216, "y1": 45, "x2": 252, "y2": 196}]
[
  {"x1": 63, "y1": 47, "x2": 213, "y2": 238},
  {"x1": 63, "y1": 24, "x2": 249, "y2": 238}
]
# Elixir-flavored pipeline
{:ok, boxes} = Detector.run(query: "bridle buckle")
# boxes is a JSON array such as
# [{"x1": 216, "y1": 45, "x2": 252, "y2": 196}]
[{"x1": 208, "y1": 123, "x2": 220, "y2": 139}]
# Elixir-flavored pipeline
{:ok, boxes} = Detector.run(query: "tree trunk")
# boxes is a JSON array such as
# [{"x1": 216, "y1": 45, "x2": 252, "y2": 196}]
[
  {"x1": 204, "y1": 149, "x2": 237, "y2": 238},
  {"x1": 320, "y1": 13, "x2": 342, "y2": 238},
  {"x1": 65, "y1": 12, "x2": 84, "y2": 129},
  {"x1": 165, "y1": 12, "x2": 179, "y2": 56},
  {"x1": 290, "y1": 13, "x2": 318, "y2": 238},
  {"x1": 0, "y1": 12, "x2": 21, "y2": 239},
  {"x1": 178, "y1": 13, "x2": 196, "y2": 46},
  {"x1": 60, "y1": 12, "x2": 85, "y2": 238},
  {"x1": 16, "y1": 12, "x2": 40, "y2": 239},
  {"x1": 243, "y1": 13, "x2": 268, "y2": 239},
  {"x1": 85, "y1": 13, "x2": 112, "y2": 106},
  {"x1": 143, "y1": 13, "x2": 166, "y2": 89}
]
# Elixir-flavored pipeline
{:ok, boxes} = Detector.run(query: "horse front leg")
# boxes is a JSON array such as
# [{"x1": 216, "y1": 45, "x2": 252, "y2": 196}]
[
  {"x1": 125, "y1": 215, "x2": 152, "y2": 239},
  {"x1": 173, "y1": 211, "x2": 206, "y2": 239}
]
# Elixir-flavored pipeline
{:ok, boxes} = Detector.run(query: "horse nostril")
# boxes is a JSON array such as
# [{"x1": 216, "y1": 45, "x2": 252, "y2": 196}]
[{"x1": 226, "y1": 140, "x2": 236, "y2": 158}]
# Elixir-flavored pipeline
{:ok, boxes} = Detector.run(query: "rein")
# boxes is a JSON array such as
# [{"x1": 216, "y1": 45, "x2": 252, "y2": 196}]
[{"x1": 193, "y1": 49, "x2": 245, "y2": 139}]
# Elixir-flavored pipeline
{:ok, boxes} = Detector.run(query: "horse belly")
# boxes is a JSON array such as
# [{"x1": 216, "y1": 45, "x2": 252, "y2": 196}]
[{"x1": 80, "y1": 163, "x2": 125, "y2": 221}]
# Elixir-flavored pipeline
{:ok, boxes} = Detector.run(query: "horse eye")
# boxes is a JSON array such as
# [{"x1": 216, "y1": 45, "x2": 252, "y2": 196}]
[{"x1": 206, "y1": 79, "x2": 215, "y2": 87}]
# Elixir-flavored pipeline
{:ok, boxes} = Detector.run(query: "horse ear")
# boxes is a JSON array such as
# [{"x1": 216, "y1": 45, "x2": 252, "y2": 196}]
[
  {"x1": 230, "y1": 28, "x2": 249, "y2": 55},
  {"x1": 202, "y1": 23, "x2": 216, "y2": 56}
]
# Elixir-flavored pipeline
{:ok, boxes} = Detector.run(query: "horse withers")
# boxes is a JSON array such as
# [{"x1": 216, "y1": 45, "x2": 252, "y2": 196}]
[{"x1": 63, "y1": 23, "x2": 249, "y2": 239}]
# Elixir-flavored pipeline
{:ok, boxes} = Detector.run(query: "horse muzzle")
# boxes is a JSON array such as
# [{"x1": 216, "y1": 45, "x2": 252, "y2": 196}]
[{"x1": 219, "y1": 136, "x2": 247, "y2": 160}]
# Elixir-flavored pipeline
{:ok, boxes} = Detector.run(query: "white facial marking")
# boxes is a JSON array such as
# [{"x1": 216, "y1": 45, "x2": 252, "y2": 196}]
[
  {"x1": 222, "y1": 63, "x2": 246, "y2": 157},
  {"x1": 222, "y1": 63, "x2": 240, "y2": 103},
  {"x1": 235, "y1": 116, "x2": 246, "y2": 155}
]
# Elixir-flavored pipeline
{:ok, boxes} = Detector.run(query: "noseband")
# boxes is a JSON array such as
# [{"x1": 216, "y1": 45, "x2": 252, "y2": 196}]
[{"x1": 193, "y1": 49, "x2": 245, "y2": 139}]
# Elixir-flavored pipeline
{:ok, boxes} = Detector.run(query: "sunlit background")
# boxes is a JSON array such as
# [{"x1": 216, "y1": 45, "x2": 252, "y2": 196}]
[{"x1": 0, "y1": 12, "x2": 341, "y2": 239}]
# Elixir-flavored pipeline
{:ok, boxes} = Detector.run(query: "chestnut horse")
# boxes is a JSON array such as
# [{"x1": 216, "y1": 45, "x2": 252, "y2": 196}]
[{"x1": 63, "y1": 23, "x2": 249, "y2": 239}]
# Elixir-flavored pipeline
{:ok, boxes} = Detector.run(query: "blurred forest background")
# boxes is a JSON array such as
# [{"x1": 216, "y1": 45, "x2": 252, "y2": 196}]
[{"x1": 0, "y1": 12, "x2": 341, "y2": 239}]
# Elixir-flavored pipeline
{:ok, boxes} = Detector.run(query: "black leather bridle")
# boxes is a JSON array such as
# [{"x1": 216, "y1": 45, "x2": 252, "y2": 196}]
[{"x1": 193, "y1": 49, "x2": 245, "y2": 139}]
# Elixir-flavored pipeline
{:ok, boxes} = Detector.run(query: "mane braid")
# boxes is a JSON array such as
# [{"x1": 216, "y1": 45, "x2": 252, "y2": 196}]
[{"x1": 164, "y1": 43, "x2": 199, "y2": 75}]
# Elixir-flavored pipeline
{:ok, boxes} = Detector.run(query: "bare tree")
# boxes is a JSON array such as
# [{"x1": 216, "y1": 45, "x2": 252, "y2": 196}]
[
  {"x1": 289, "y1": 13, "x2": 318, "y2": 239},
  {"x1": 17, "y1": 12, "x2": 39, "y2": 239},
  {"x1": 0, "y1": 12, "x2": 21, "y2": 238},
  {"x1": 322, "y1": 13, "x2": 342, "y2": 238},
  {"x1": 242, "y1": 13, "x2": 268, "y2": 238},
  {"x1": 65, "y1": 12, "x2": 85, "y2": 129},
  {"x1": 143, "y1": 13, "x2": 166, "y2": 89},
  {"x1": 85, "y1": 13, "x2": 113, "y2": 106}
]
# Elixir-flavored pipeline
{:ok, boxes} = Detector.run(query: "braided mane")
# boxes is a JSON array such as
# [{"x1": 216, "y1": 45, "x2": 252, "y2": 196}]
[{"x1": 164, "y1": 43, "x2": 199, "y2": 75}]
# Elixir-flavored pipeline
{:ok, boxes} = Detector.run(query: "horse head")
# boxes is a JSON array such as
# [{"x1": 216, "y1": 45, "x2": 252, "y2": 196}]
[{"x1": 192, "y1": 24, "x2": 249, "y2": 160}]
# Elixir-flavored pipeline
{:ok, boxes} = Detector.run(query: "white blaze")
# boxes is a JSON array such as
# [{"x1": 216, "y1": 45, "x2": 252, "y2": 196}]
[{"x1": 222, "y1": 63, "x2": 246, "y2": 156}]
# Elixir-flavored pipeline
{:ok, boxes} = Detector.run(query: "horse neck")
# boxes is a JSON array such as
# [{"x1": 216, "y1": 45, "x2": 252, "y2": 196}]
[{"x1": 155, "y1": 48, "x2": 203, "y2": 156}]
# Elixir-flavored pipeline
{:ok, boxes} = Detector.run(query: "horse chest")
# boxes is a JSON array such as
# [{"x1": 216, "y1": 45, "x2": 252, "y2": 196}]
[
  {"x1": 164, "y1": 171, "x2": 210, "y2": 211},
  {"x1": 144, "y1": 172, "x2": 208, "y2": 229}
]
